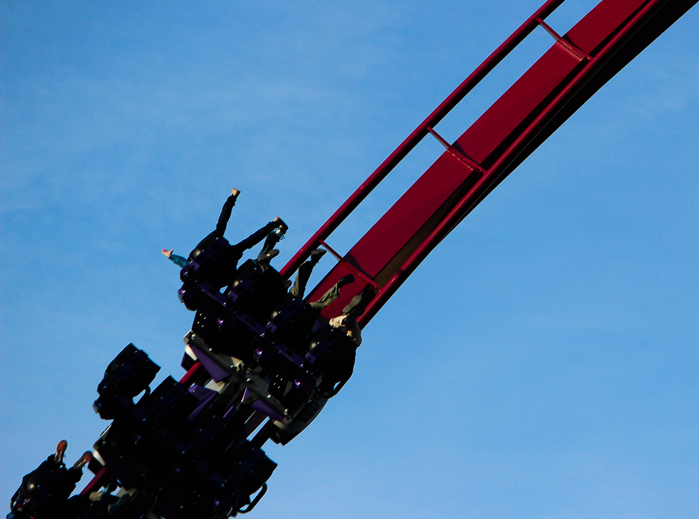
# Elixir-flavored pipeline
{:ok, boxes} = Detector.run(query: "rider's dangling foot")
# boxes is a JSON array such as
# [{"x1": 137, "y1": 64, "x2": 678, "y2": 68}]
[
  {"x1": 310, "y1": 248, "x2": 327, "y2": 265},
  {"x1": 337, "y1": 274, "x2": 355, "y2": 287},
  {"x1": 54, "y1": 440, "x2": 68, "y2": 465},
  {"x1": 72, "y1": 451, "x2": 92, "y2": 470}
]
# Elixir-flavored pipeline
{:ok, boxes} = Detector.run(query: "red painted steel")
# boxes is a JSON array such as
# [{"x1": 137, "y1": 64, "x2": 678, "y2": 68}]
[
  {"x1": 568, "y1": 0, "x2": 649, "y2": 55},
  {"x1": 80, "y1": 466, "x2": 111, "y2": 496},
  {"x1": 456, "y1": 45, "x2": 583, "y2": 167},
  {"x1": 281, "y1": 0, "x2": 697, "y2": 326},
  {"x1": 279, "y1": 0, "x2": 566, "y2": 280},
  {"x1": 179, "y1": 360, "x2": 204, "y2": 387}
]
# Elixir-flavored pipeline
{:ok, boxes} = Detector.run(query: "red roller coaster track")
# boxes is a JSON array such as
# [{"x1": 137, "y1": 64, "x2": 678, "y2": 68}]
[{"x1": 281, "y1": 0, "x2": 698, "y2": 327}]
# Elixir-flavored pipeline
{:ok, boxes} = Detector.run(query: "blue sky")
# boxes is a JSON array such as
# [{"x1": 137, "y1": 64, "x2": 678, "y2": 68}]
[{"x1": 1, "y1": 1, "x2": 698, "y2": 518}]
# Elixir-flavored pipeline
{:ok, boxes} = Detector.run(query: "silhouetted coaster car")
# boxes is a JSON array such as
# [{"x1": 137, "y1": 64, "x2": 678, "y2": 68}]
[
  {"x1": 269, "y1": 396, "x2": 328, "y2": 445},
  {"x1": 99, "y1": 344, "x2": 160, "y2": 401},
  {"x1": 213, "y1": 313, "x2": 261, "y2": 365},
  {"x1": 306, "y1": 326, "x2": 358, "y2": 397},
  {"x1": 266, "y1": 293, "x2": 320, "y2": 355},
  {"x1": 179, "y1": 237, "x2": 230, "y2": 288},
  {"x1": 177, "y1": 280, "x2": 202, "y2": 311},
  {"x1": 226, "y1": 260, "x2": 287, "y2": 324},
  {"x1": 93, "y1": 422, "x2": 153, "y2": 491},
  {"x1": 10, "y1": 458, "x2": 82, "y2": 519},
  {"x1": 223, "y1": 442, "x2": 277, "y2": 514},
  {"x1": 135, "y1": 376, "x2": 199, "y2": 432},
  {"x1": 264, "y1": 355, "x2": 314, "y2": 418},
  {"x1": 94, "y1": 344, "x2": 161, "y2": 421}
]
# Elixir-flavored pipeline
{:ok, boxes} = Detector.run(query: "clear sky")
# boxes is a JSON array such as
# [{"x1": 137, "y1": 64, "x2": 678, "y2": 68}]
[{"x1": 1, "y1": 1, "x2": 698, "y2": 518}]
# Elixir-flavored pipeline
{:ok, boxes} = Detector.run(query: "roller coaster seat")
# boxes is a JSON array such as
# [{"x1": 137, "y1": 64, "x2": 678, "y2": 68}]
[
  {"x1": 307, "y1": 327, "x2": 357, "y2": 397},
  {"x1": 98, "y1": 344, "x2": 160, "y2": 401},
  {"x1": 179, "y1": 237, "x2": 229, "y2": 284},
  {"x1": 226, "y1": 260, "x2": 287, "y2": 323},
  {"x1": 266, "y1": 293, "x2": 320, "y2": 355}
]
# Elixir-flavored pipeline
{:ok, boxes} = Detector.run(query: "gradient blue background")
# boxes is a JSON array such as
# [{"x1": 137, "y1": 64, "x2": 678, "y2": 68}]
[{"x1": 2, "y1": 1, "x2": 698, "y2": 517}]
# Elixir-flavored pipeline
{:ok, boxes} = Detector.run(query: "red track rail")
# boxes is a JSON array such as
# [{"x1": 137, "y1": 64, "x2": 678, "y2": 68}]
[
  {"x1": 280, "y1": 0, "x2": 697, "y2": 326},
  {"x1": 280, "y1": 0, "x2": 566, "y2": 280}
]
